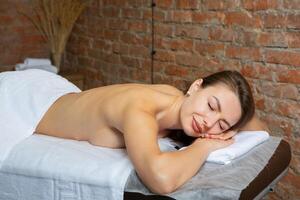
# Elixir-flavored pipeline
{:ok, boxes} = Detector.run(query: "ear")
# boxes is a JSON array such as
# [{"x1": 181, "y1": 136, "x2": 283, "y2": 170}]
[{"x1": 187, "y1": 79, "x2": 203, "y2": 95}]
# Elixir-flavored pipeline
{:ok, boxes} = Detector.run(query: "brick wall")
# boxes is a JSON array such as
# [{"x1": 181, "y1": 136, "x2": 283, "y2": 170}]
[
  {"x1": 0, "y1": 0, "x2": 299, "y2": 199},
  {"x1": 66, "y1": 0, "x2": 300, "y2": 199},
  {"x1": 65, "y1": 0, "x2": 153, "y2": 87},
  {"x1": 0, "y1": 0, "x2": 49, "y2": 71}
]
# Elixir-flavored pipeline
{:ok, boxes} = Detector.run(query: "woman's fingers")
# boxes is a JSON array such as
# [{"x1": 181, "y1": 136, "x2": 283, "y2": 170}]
[{"x1": 202, "y1": 130, "x2": 237, "y2": 140}]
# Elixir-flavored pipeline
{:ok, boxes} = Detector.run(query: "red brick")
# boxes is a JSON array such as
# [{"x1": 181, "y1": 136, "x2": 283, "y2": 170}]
[
  {"x1": 172, "y1": 11, "x2": 193, "y2": 23},
  {"x1": 263, "y1": 13, "x2": 287, "y2": 28},
  {"x1": 242, "y1": 0, "x2": 280, "y2": 11},
  {"x1": 126, "y1": 0, "x2": 147, "y2": 8},
  {"x1": 274, "y1": 100, "x2": 300, "y2": 119},
  {"x1": 128, "y1": 21, "x2": 148, "y2": 32},
  {"x1": 192, "y1": 12, "x2": 224, "y2": 25},
  {"x1": 283, "y1": 0, "x2": 300, "y2": 9},
  {"x1": 257, "y1": 32, "x2": 288, "y2": 47},
  {"x1": 262, "y1": 115, "x2": 291, "y2": 137},
  {"x1": 153, "y1": 10, "x2": 166, "y2": 21},
  {"x1": 103, "y1": 30, "x2": 120, "y2": 41},
  {"x1": 202, "y1": 57, "x2": 224, "y2": 72},
  {"x1": 254, "y1": 96, "x2": 266, "y2": 110},
  {"x1": 176, "y1": 0, "x2": 198, "y2": 9},
  {"x1": 122, "y1": 8, "x2": 142, "y2": 19},
  {"x1": 258, "y1": 81, "x2": 299, "y2": 100},
  {"x1": 78, "y1": 56, "x2": 94, "y2": 67},
  {"x1": 235, "y1": 31, "x2": 258, "y2": 46},
  {"x1": 112, "y1": 43, "x2": 129, "y2": 55},
  {"x1": 194, "y1": 42, "x2": 224, "y2": 56},
  {"x1": 154, "y1": 50, "x2": 175, "y2": 62},
  {"x1": 226, "y1": 46, "x2": 262, "y2": 61},
  {"x1": 130, "y1": 68, "x2": 150, "y2": 82},
  {"x1": 160, "y1": 38, "x2": 194, "y2": 52},
  {"x1": 281, "y1": 172, "x2": 300, "y2": 189},
  {"x1": 265, "y1": 50, "x2": 300, "y2": 68},
  {"x1": 175, "y1": 25, "x2": 208, "y2": 39},
  {"x1": 225, "y1": 12, "x2": 262, "y2": 28},
  {"x1": 208, "y1": 27, "x2": 235, "y2": 42},
  {"x1": 155, "y1": 0, "x2": 174, "y2": 8},
  {"x1": 129, "y1": 45, "x2": 149, "y2": 58},
  {"x1": 287, "y1": 14, "x2": 300, "y2": 29},
  {"x1": 21, "y1": 35, "x2": 45, "y2": 44},
  {"x1": 286, "y1": 32, "x2": 300, "y2": 48},
  {"x1": 120, "y1": 56, "x2": 140, "y2": 68},
  {"x1": 107, "y1": 19, "x2": 127, "y2": 30},
  {"x1": 165, "y1": 64, "x2": 188, "y2": 76},
  {"x1": 175, "y1": 53, "x2": 205, "y2": 67},
  {"x1": 202, "y1": 0, "x2": 238, "y2": 10},
  {"x1": 290, "y1": 156, "x2": 300, "y2": 175},
  {"x1": 0, "y1": 15, "x2": 13, "y2": 24},
  {"x1": 154, "y1": 24, "x2": 173, "y2": 37},
  {"x1": 94, "y1": 39, "x2": 111, "y2": 51},
  {"x1": 120, "y1": 32, "x2": 143, "y2": 44},
  {"x1": 102, "y1": 0, "x2": 126, "y2": 7},
  {"x1": 102, "y1": 7, "x2": 120, "y2": 18},
  {"x1": 142, "y1": 10, "x2": 152, "y2": 20},
  {"x1": 277, "y1": 69, "x2": 300, "y2": 84},
  {"x1": 139, "y1": 59, "x2": 151, "y2": 69}
]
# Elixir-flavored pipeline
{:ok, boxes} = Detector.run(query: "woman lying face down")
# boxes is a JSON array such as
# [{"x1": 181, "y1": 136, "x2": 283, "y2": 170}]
[{"x1": 35, "y1": 70, "x2": 266, "y2": 195}]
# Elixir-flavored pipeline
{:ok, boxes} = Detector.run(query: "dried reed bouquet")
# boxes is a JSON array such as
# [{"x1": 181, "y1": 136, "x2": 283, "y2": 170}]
[{"x1": 23, "y1": 0, "x2": 91, "y2": 72}]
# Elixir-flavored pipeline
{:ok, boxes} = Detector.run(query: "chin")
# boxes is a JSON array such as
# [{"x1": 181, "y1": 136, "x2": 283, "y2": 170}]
[{"x1": 182, "y1": 125, "x2": 197, "y2": 137}]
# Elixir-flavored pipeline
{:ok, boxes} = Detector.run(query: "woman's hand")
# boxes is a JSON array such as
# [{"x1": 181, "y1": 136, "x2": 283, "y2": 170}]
[{"x1": 200, "y1": 130, "x2": 237, "y2": 140}]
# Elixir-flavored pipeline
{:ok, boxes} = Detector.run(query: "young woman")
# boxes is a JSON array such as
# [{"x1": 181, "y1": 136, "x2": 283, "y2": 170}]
[{"x1": 35, "y1": 70, "x2": 268, "y2": 194}]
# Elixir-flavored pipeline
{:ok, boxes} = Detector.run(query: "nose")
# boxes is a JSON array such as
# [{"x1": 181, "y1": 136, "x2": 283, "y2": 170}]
[{"x1": 203, "y1": 112, "x2": 220, "y2": 128}]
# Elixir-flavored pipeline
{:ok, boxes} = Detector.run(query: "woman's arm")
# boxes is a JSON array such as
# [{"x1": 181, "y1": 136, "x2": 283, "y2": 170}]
[{"x1": 121, "y1": 103, "x2": 233, "y2": 194}]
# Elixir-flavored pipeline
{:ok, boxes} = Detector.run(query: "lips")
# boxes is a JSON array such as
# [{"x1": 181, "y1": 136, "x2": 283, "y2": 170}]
[{"x1": 192, "y1": 116, "x2": 202, "y2": 134}]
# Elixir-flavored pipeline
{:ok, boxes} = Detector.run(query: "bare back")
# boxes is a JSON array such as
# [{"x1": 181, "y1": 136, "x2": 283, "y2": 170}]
[{"x1": 35, "y1": 84, "x2": 183, "y2": 148}]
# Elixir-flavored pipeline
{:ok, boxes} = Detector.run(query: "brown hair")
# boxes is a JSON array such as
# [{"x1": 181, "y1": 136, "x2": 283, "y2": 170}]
[{"x1": 170, "y1": 70, "x2": 255, "y2": 146}]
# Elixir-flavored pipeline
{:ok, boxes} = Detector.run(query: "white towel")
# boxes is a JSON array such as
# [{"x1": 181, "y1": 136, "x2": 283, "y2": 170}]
[
  {"x1": 24, "y1": 58, "x2": 51, "y2": 66},
  {"x1": 0, "y1": 69, "x2": 81, "y2": 164},
  {"x1": 206, "y1": 131, "x2": 270, "y2": 164},
  {"x1": 15, "y1": 63, "x2": 58, "y2": 74}
]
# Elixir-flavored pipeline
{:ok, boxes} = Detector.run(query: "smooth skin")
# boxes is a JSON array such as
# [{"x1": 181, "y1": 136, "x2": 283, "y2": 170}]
[{"x1": 35, "y1": 79, "x2": 268, "y2": 194}]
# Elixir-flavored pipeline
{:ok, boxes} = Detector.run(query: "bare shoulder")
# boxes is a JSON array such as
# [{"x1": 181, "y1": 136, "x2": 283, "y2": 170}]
[
  {"x1": 239, "y1": 114, "x2": 269, "y2": 132},
  {"x1": 148, "y1": 84, "x2": 183, "y2": 96}
]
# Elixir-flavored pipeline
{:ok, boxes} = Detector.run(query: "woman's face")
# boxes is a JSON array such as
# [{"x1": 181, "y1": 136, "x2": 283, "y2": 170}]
[{"x1": 180, "y1": 80, "x2": 242, "y2": 137}]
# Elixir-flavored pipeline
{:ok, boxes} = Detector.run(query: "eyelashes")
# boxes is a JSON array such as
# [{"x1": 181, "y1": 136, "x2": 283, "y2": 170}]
[
  {"x1": 208, "y1": 102, "x2": 213, "y2": 111},
  {"x1": 208, "y1": 102, "x2": 225, "y2": 130}
]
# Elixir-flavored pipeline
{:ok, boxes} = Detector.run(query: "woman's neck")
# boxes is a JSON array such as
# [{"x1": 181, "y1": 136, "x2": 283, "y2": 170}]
[{"x1": 157, "y1": 95, "x2": 185, "y2": 130}]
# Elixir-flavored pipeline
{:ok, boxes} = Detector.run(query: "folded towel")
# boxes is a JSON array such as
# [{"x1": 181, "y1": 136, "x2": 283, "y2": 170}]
[
  {"x1": 179, "y1": 131, "x2": 269, "y2": 165},
  {"x1": 0, "y1": 69, "x2": 81, "y2": 164},
  {"x1": 15, "y1": 63, "x2": 58, "y2": 74},
  {"x1": 206, "y1": 131, "x2": 270, "y2": 164},
  {"x1": 24, "y1": 58, "x2": 51, "y2": 66}
]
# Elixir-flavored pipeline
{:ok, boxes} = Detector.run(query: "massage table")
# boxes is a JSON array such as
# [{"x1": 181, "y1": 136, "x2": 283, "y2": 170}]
[
  {"x1": 0, "y1": 134, "x2": 291, "y2": 200},
  {"x1": 0, "y1": 70, "x2": 291, "y2": 199}
]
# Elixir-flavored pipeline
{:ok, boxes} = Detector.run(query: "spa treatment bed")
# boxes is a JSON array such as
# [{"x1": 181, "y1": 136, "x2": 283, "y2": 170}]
[
  {"x1": 0, "y1": 69, "x2": 291, "y2": 200},
  {"x1": 0, "y1": 134, "x2": 291, "y2": 200}
]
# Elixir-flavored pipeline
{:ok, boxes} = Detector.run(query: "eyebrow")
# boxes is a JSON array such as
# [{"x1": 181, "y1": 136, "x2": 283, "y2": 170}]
[{"x1": 212, "y1": 96, "x2": 231, "y2": 128}]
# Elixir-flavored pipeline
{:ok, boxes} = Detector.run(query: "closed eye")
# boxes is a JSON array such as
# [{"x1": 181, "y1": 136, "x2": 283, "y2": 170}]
[
  {"x1": 208, "y1": 102, "x2": 214, "y2": 111},
  {"x1": 219, "y1": 122, "x2": 225, "y2": 131}
]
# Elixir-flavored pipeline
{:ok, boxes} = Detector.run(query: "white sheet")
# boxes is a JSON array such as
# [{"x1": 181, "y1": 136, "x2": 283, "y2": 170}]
[
  {"x1": 1, "y1": 135, "x2": 175, "y2": 200},
  {"x1": 1, "y1": 134, "x2": 134, "y2": 200},
  {"x1": 0, "y1": 69, "x2": 81, "y2": 164}
]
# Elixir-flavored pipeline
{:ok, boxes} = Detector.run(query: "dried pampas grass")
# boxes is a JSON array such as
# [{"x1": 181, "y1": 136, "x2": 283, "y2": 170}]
[{"x1": 22, "y1": 0, "x2": 91, "y2": 72}]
